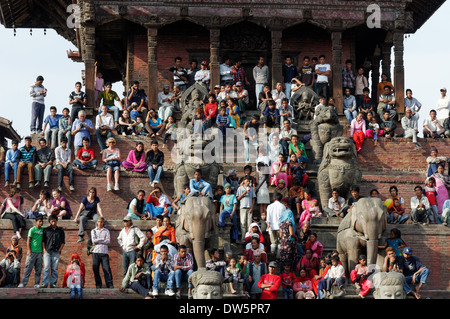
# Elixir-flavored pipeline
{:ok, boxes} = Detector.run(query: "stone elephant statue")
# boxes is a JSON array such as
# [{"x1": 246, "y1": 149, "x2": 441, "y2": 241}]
[
  {"x1": 336, "y1": 197, "x2": 387, "y2": 275},
  {"x1": 175, "y1": 196, "x2": 216, "y2": 268}
]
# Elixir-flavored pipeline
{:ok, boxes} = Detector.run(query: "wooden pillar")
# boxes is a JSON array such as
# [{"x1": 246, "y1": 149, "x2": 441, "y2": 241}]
[
  {"x1": 84, "y1": 25, "x2": 96, "y2": 109},
  {"x1": 209, "y1": 28, "x2": 220, "y2": 93},
  {"x1": 371, "y1": 56, "x2": 381, "y2": 101},
  {"x1": 331, "y1": 31, "x2": 343, "y2": 114},
  {"x1": 147, "y1": 26, "x2": 158, "y2": 108},
  {"x1": 271, "y1": 29, "x2": 283, "y2": 89},
  {"x1": 381, "y1": 42, "x2": 392, "y2": 80},
  {"x1": 393, "y1": 31, "x2": 405, "y2": 116}
]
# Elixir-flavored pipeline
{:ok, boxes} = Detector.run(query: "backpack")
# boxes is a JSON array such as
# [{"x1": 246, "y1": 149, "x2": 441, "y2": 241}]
[{"x1": 86, "y1": 238, "x2": 94, "y2": 256}]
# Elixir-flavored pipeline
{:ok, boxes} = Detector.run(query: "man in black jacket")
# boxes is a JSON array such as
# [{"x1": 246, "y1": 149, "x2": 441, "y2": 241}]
[
  {"x1": 146, "y1": 140, "x2": 164, "y2": 188},
  {"x1": 40, "y1": 215, "x2": 65, "y2": 288}
]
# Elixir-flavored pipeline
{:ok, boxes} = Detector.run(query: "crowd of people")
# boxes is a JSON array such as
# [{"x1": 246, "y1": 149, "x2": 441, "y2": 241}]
[{"x1": 0, "y1": 54, "x2": 447, "y2": 300}]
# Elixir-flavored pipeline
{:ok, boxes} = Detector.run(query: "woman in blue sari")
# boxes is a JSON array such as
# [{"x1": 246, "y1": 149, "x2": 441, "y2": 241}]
[{"x1": 279, "y1": 198, "x2": 297, "y2": 268}]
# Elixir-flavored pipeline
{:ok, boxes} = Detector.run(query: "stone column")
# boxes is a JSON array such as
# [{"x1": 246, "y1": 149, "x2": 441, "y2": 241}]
[
  {"x1": 381, "y1": 42, "x2": 392, "y2": 81},
  {"x1": 371, "y1": 56, "x2": 381, "y2": 101},
  {"x1": 331, "y1": 31, "x2": 343, "y2": 114},
  {"x1": 147, "y1": 26, "x2": 158, "y2": 108},
  {"x1": 393, "y1": 31, "x2": 405, "y2": 116},
  {"x1": 209, "y1": 28, "x2": 220, "y2": 93},
  {"x1": 84, "y1": 25, "x2": 96, "y2": 109},
  {"x1": 271, "y1": 29, "x2": 283, "y2": 89}
]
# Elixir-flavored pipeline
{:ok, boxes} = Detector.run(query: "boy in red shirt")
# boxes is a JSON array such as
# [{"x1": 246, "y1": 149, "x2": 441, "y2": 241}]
[
  {"x1": 204, "y1": 93, "x2": 218, "y2": 129},
  {"x1": 258, "y1": 261, "x2": 281, "y2": 299},
  {"x1": 74, "y1": 137, "x2": 97, "y2": 170},
  {"x1": 424, "y1": 177, "x2": 439, "y2": 224},
  {"x1": 280, "y1": 263, "x2": 296, "y2": 299}
]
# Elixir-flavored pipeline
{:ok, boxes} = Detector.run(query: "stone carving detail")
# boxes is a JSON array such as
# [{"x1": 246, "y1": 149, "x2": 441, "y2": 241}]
[
  {"x1": 310, "y1": 103, "x2": 343, "y2": 164},
  {"x1": 317, "y1": 136, "x2": 361, "y2": 209},
  {"x1": 189, "y1": 268, "x2": 224, "y2": 299},
  {"x1": 179, "y1": 83, "x2": 209, "y2": 130},
  {"x1": 337, "y1": 198, "x2": 387, "y2": 275},
  {"x1": 290, "y1": 86, "x2": 319, "y2": 120},
  {"x1": 221, "y1": 23, "x2": 269, "y2": 51},
  {"x1": 372, "y1": 272, "x2": 407, "y2": 299}
]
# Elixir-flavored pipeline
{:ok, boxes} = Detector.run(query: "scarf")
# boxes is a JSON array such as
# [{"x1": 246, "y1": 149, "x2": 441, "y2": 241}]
[{"x1": 280, "y1": 208, "x2": 296, "y2": 234}]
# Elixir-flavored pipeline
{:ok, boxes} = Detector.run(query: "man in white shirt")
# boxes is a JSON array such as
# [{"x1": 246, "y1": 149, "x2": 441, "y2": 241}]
[
  {"x1": 402, "y1": 107, "x2": 422, "y2": 150},
  {"x1": 436, "y1": 87, "x2": 450, "y2": 124},
  {"x1": 253, "y1": 57, "x2": 269, "y2": 106},
  {"x1": 323, "y1": 255, "x2": 346, "y2": 297},
  {"x1": 279, "y1": 119, "x2": 297, "y2": 156},
  {"x1": 404, "y1": 89, "x2": 422, "y2": 122},
  {"x1": 266, "y1": 193, "x2": 285, "y2": 258},
  {"x1": 315, "y1": 55, "x2": 331, "y2": 100},
  {"x1": 220, "y1": 56, "x2": 234, "y2": 86},
  {"x1": 423, "y1": 109, "x2": 444, "y2": 138},
  {"x1": 55, "y1": 136, "x2": 74, "y2": 191},
  {"x1": 117, "y1": 215, "x2": 146, "y2": 278},
  {"x1": 95, "y1": 104, "x2": 114, "y2": 152},
  {"x1": 158, "y1": 84, "x2": 175, "y2": 121},
  {"x1": 410, "y1": 186, "x2": 430, "y2": 224},
  {"x1": 271, "y1": 82, "x2": 286, "y2": 108},
  {"x1": 323, "y1": 188, "x2": 347, "y2": 217},
  {"x1": 194, "y1": 61, "x2": 210, "y2": 89},
  {"x1": 278, "y1": 98, "x2": 294, "y2": 127}
]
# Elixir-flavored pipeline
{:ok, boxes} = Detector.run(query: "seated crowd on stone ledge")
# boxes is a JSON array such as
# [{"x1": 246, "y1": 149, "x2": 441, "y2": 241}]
[{"x1": 0, "y1": 54, "x2": 447, "y2": 299}]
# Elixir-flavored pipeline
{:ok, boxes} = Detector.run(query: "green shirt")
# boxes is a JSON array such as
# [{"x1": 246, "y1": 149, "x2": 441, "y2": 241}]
[
  {"x1": 97, "y1": 90, "x2": 120, "y2": 106},
  {"x1": 28, "y1": 226, "x2": 45, "y2": 253},
  {"x1": 288, "y1": 142, "x2": 308, "y2": 160}
]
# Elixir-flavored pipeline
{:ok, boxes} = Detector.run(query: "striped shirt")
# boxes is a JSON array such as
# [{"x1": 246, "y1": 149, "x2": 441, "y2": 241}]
[
  {"x1": 91, "y1": 227, "x2": 110, "y2": 255},
  {"x1": 173, "y1": 252, "x2": 194, "y2": 271},
  {"x1": 19, "y1": 146, "x2": 36, "y2": 164},
  {"x1": 216, "y1": 114, "x2": 230, "y2": 126}
]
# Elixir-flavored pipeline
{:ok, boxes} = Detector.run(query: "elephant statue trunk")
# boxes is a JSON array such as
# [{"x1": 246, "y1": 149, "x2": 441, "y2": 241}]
[{"x1": 365, "y1": 239, "x2": 379, "y2": 267}]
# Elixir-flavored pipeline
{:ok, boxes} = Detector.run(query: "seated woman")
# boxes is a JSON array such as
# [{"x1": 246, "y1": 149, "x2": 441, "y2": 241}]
[
  {"x1": 427, "y1": 164, "x2": 450, "y2": 216},
  {"x1": 384, "y1": 185, "x2": 405, "y2": 212},
  {"x1": 287, "y1": 154, "x2": 308, "y2": 188},
  {"x1": 426, "y1": 146, "x2": 448, "y2": 177},
  {"x1": 191, "y1": 107, "x2": 206, "y2": 136},
  {"x1": 244, "y1": 223, "x2": 265, "y2": 248},
  {"x1": 304, "y1": 232, "x2": 323, "y2": 262},
  {"x1": 145, "y1": 108, "x2": 164, "y2": 138},
  {"x1": 1, "y1": 188, "x2": 26, "y2": 239},
  {"x1": 350, "y1": 112, "x2": 366, "y2": 153},
  {"x1": 117, "y1": 109, "x2": 136, "y2": 136},
  {"x1": 144, "y1": 187, "x2": 173, "y2": 219},
  {"x1": 30, "y1": 190, "x2": 52, "y2": 218},
  {"x1": 102, "y1": 137, "x2": 122, "y2": 192},
  {"x1": 294, "y1": 267, "x2": 316, "y2": 299},
  {"x1": 127, "y1": 190, "x2": 149, "y2": 221},
  {"x1": 288, "y1": 178, "x2": 304, "y2": 216},
  {"x1": 73, "y1": 187, "x2": 104, "y2": 243},
  {"x1": 299, "y1": 188, "x2": 320, "y2": 229},
  {"x1": 245, "y1": 237, "x2": 267, "y2": 264},
  {"x1": 122, "y1": 142, "x2": 148, "y2": 173},
  {"x1": 226, "y1": 98, "x2": 240, "y2": 128},
  {"x1": 296, "y1": 248, "x2": 319, "y2": 279},
  {"x1": 270, "y1": 153, "x2": 288, "y2": 187},
  {"x1": 50, "y1": 188, "x2": 72, "y2": 219}
]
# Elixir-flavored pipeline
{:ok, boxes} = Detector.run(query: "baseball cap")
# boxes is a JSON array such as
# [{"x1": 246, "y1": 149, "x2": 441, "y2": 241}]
[
  {"x1": 403, "y1": 247, "x2": 412, "y2": 255},
  {"x1": 214, "y1": 85, "x2": 220, "y2": 89},
  {"x1": 123, "y1": 215, "x2": 132, "y2": 221},
  {"x1": 228, "y1": 169, "x2": 236, "y2": 175},
  {"x1": 201, "y1": 61, "x2": 208, "y2": 66},
  {"x1": 130, "y1": 102, "x2": 138, "y2": 107},
  {"x1": 224, "y1": 183, "x2": 231, "y2": 189},
  {"x1": 268, "y1": 261, "x2": 278, "y2": 268},
  {"x1": 236, "y1": 81, "x2": 243, "y2": 86},
  {"x1": 163, "y1": 84, "x2": 170, "y2": 89}
]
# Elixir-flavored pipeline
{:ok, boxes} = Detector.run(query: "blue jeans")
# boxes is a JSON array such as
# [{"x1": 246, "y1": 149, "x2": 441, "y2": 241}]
[
  {"x1": 122, "y1": 250, "x2": 137, "y2": 278},
  {"x1": 283, "y1": 287, "x2": 294, "y2": 299},
  {"x1": 70, "y1": 287, "x2": 82, "y2": 299},
  {"x1": 152, "y1": 269, "x2": 174, "y2": 291},
  {"x1": 145, "y1": 203, "x2": 173, "y2": 218},
  {"x1": 31, "y1": 102, "x2": 45, "y2": 132},
  {"x1": 73, "y1": 159, "x2": 98, "y2": 170},
  {"x1": 430, "y1": 205, "x2": 440, "y2": 224},
  {"x1": 255, "y1": 83, "x2": 264, "y2": 106},
  {"x1": 219, "y1": 209, "x2": 239, "y2": 240},
  {"x1": 244, "y1": 138, "x2": 259, "y2": 163},
  {"x1": 344, "y1": 109, "x2": 357, "y2": 124},
  {"x1": 4, "y1": 162, "x2": 18, "y2": 182},
  {"x1": 147, "y1": 165, "x2": 163, "y2": 184},
  {"x1": 42, "y1": 251, "x2": 60, "y2": 287},
  {"x1": 174, "y1": 269, "x2": 194, "y2": 289},
  {"x1": 95, "y1": 129, "x2": 113, "y2": 151},
  {"x1": 284, "y1": 82, "x2": 292, "y2": 100},
  {"x1": 404, "y1": 268, "x2": 430, "y2": 294}
]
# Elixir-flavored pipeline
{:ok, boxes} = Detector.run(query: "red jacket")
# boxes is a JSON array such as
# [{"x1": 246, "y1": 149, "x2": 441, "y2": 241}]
[
  {"x1": 204, "y1": 102, "x2": 218, "y2": 118},
  {"x1": 62, "y1": 253, "x2": 86, "y2": 288},
  {"x1": 258, "y1": 273, "x2": 281, "y2": 299}
]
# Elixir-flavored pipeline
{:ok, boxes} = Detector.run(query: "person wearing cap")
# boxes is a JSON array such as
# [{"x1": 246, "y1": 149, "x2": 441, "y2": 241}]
[
  {"x1": 96, "y1": 82, "x2": 124, "y2": 125},
  {"x1": 400, "y1": 247, "x2": 430, "y2": 299},
  {"x1": 117, "y1": 215, "x2": 146, "y2": 278},
  {"x1": 145, "y1": 140, "x2": 164, "y2": 188},
  {"x1": 157, "y1": 84, "x2": 175, "y2": 121},
  {"x1": 195, "y1": 61, "x2": 210, "y2": 89},
  {"x1": 69, "y1": 81, "x2": 87, "y2": 124},
  {"x1": 34, "y1": 138, "x2": 55, "y2": 188},
  {"x1": 29, "y1": 75, "x2": 47, "y2": 135},
  {"x1": 257, "y1": 261, "x2": 281, "y2": 299},
  {"x1": 436, "y1": 87, "x2": 450, "y2": 124},
  {"x1": 91, "y1": 216, "x2": 114, "y2": 288},
  {"x1": 253, "y1": 56, "x2": 269, "y2": 106},
  {"x1": 16, "y1": 136, "x2": 37, "y2": 190},
  {"x1": 4, "y1": 140, "x2": 20, "y2": 187},
  {"x1": 224, "y1": 169, "x2": 239, "y2": 194},
  {"x1": 235, "y1": 81, "x2": 250, "y2": 115}
]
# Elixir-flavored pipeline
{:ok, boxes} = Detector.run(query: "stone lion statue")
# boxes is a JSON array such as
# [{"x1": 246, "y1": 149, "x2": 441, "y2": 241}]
[
  {"x1": 317, "y1": 136, "x2": 362, "y2": 209},
  {"x1": 290, "y1": 86, "x2": 319, "y2": 120},
  {"x1": 310, "y1": 104, "x2": 343, "y2": 164}
]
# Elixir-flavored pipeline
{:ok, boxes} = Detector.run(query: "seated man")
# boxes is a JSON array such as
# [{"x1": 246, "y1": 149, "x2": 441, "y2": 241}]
[
  {"x1": 410, "y1": 185, "x2": 430, "y2": 224},
  {"x1": 423, "y1": 109, "x2": 444, "y2": 138},
  {"x1": 71, "y1": 110, "x2": 94, "y2": 155},
  {"x1": 323, "y1": 188, "x2": 347, "y2": 218},
  {"x1": 146, "y1": 140, "x2": 164, "y2": 188},
  {"x1": 126, "y1": 81, "x2": 148, "y2": 121},
  {"x1": 151, "y1": 245, "x2": 175, "y2": 297},
  {"x1": 278, "y1": 98, "x2": 294, "y2": 127},
  {"x1": 58, "y1": 108, "x2": 72, "y2": 149},
  {"x1": 42, "y1": 106, "x2": 61, "y2": 150},
  {"x1": 358, "y1": 87, "x2": 375, "y2": 118},
  {"x1": 0, "y1": 250, "x2": 21, "y2": 287},
  {"x1": 401, "y1": 247, "x2": 430, "y2": 299},
  {"x1": 379, "y1": 110, "x2": 397, "y2": 138},
  {"x1": 145, "y1": 187, "x2": 173, "y2": 218},
  {"x1": 55, "y1": 136, "x2": 75, "y2": 191},
  {"x1": 157, "y1": 84, "x2": 175, "y2": 122},
  {"x1": 4, "y1": 140, "x2": 20, "y2": 187},
  {"x1": 16, "y1": 136, "x2": 37, "y2": 190},
  {"x1": 120, "y1": 254, "x2": 152, "y2": 299},
  {"x1": 377, "y1": 85, "x2": 396, "y2": 120},
  {"x1": 206, "y1": 248, "x2": 227, "y2": 276},
  {"x1": 173, "y1": 245, "x2": 194, "y2": 299},
  {"x1": 271, "y1": 82, "x2": 286, "y2": 108},
  {"x1": 343, "y1": 87, "x2": 357, "y2": 124},
  {"x1": 95, "y1": 104, "x2": 115, "y2": 153},
  {"x1": 279, "y1": 119, "x2": 297, "y2": 156},
  {"x1": 402, "y1": 107, "x2": 422, "y2": 150},
  {"x1": 235, "y1": 82, "x2": 250, "y2": 115},
  {"x1": 263, "y1": 100, "x2": 280, "y2": 129},
  {"x1": 288, "y1": 135, "x2": 308, "y2": 163},
  {"x1": 34, "y1": 138, "x2": 54, "y2": 188},
  {"x1": 188, "y1": 169, "x2": 212, "y2": 199},
  {"x1": 444, "y1": 111, "x2": 450, "y2": 138},
  {"x1": 96, "y1": 82, "x2": 123, "y2": 126},
  {"x1": 73, "y1": 137, "x2": 98, "y2": 170}
]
